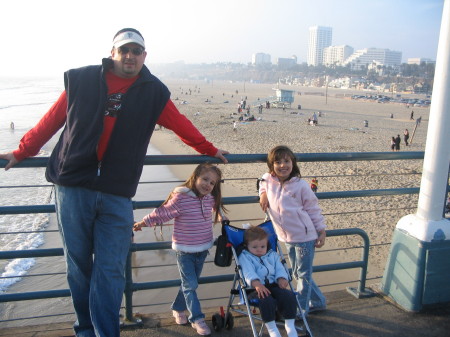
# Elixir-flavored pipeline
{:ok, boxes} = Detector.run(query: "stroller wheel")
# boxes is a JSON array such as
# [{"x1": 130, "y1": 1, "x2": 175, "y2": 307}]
[
  {"x1": 225, "y1": 312, "x2": 234, "y2": 330},
  {"x1": 212, "y1": 313, "x2": 224, "y2": 332}
]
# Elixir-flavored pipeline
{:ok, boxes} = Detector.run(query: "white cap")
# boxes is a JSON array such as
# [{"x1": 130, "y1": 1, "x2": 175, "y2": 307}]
[{"x1": 113, "y1": 30, "x2": 145, "y2": 49}]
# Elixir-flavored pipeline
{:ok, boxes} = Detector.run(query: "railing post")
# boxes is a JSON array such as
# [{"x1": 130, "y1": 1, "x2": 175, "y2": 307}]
[
  {"x1": 346, "y1": 229, "x2": 375, "y2": 298},
  {"x1": 122, "y1": 249, "x2": 142, "y2": 327},
  {"x1": 355, "y1": 229, "x2": 369, "y2": 294}
]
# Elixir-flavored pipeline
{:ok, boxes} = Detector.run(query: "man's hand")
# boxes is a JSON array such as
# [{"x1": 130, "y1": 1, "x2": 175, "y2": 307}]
[
  {"x1": 214, "y1": 149, "x2": 229, "y2": 163},
  {"x1": 0, "y1": 152, "x2": 19, "y2": 171}
]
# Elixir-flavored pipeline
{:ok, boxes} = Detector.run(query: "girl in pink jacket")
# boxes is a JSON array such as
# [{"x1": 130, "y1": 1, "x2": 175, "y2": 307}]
[{"x1": 259, "y1": 145, "x2": 327, "y2": 316}]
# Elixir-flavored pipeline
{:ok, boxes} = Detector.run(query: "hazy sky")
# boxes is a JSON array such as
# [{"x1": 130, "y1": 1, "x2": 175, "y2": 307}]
[{"x1": 1, "y1": 0, "x2": 444, "y2": 77}]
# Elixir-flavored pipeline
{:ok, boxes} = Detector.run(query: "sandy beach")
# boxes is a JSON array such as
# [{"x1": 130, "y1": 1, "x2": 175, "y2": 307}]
[
  {"x1": 0, "y1": 79, "x2": 430, "y2": 328},
  {"x1": 148, "y1": 78, "x2": 429, "y2": 291}
]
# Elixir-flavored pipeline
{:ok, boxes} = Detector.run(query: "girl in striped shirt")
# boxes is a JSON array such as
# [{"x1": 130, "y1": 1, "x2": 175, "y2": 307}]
[{"x1": 134, "y1": 163, "x2": 226, "y2": 335}]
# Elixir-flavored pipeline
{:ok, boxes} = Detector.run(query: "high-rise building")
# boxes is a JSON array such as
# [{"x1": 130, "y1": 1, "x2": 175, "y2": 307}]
[
  {"x1": 323, "y1": 45, "x2": 354, "y2": 66},
  {"x1": 344, "y1": 48, "x2": 402, "y2": 70},
  {"x1": 276, "y1": 55, "x2": 297, "y2": 69},
  {"x1": 252, "y1": 53, "x2": 271, "y2": 65},
  {"x1": 407, "y1": 58, "x2": 435, "y2": 65},
  {"x1": 307, "y1": 26, "x2": 332, "y2": 66}
]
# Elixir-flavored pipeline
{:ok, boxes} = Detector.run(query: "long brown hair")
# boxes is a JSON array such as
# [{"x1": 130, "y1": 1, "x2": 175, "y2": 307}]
[
  {"x1": 163, "y1": 163, "x2": 226, "y2": 223},
  {"x1": 266, "y1": 145, "x2": 301, "y2": 180}
]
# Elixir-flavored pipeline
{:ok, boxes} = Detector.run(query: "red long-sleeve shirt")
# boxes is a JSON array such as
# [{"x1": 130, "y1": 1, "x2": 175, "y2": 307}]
[{"x1": 14, "y1": 74, "x2": 217, "y2": 161}]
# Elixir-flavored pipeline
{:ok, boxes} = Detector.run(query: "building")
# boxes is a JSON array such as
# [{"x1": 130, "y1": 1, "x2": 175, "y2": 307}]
[
  {"x1": 323, "y1": 45, "x2": 354, "y2": 67},
  {"x1": 344, "y1": 48, "x2": 402, "y2": 71},
  {"x1": 407, "y1": 58, "x2": 435, "y2": 65},
  {"x1": 276, "y1": 55, "x2": 297, "y2": 69},
  {"x1": 252, "y1": 53, "x2": 271, "y2": 65},
  {"x1": 307, "y1": 26, "x2": 332, "y2": 66}
]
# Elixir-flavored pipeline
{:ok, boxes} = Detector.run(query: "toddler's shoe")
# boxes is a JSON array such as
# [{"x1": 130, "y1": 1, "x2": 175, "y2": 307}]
[
  {"x1": 191, "y1": 318, "x2": 211, "y2": 336},
  {"x1": 309, "y1": 300, "x2": 327, "y2": 313},
  {"x1": 172, "y1": 310, "x2": 188, "y2": 325}
]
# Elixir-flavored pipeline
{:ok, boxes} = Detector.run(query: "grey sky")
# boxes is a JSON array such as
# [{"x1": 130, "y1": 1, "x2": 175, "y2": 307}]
[{"x1": 1, "y1": 0, "x2": 444, "y2": 76}]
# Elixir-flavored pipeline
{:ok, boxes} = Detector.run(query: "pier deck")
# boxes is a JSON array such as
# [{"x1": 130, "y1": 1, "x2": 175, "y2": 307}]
[{"x1": 1, "y1": 288, "x2": 449, "y2": 337}]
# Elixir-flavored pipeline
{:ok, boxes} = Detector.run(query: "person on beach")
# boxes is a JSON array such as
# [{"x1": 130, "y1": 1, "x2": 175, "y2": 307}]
[
  {"x1": 310, "y1": 177, "x2": 318, "y2": 193},
  {"x1": 391, "y1": 137, "x2": 396, "y2": 151},
  {"x1": 0, "y1": 28, "x2": 228, "y2": 337},
  {"x1": 311, "y1": 112, "x2": 318, "y2": 125},
  {"x1": 395, "y1": 134, "x2": 401, "y2": 151},
  {"x1": 258, "y1": 145, "x2": 327, "y2": 316},
  {"x1": 238, "y1": 226, "x2": 298, "y2": 337},
  {"x1": 134, "y1": 163, "x2": 227, "y2": 336},
  {"x1": 404, "y1": 129, "x2": 410, "y2": 146},
  {"x1": 416, "y1": 116, "x2": 422, "y2": 125}
]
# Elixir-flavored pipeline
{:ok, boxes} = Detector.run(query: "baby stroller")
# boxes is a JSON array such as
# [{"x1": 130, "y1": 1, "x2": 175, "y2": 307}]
[{"x1": 212, "y1": 220, "x2": 313, "y2": 337}]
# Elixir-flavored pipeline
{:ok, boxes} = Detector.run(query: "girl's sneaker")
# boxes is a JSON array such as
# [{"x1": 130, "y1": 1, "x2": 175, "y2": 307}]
[
  {"x1": 191, "y1": 318, "x2": 211, "y2": 336},
  {"x1": 172, "y1": 310, "x2": 188, "y2": 325}
]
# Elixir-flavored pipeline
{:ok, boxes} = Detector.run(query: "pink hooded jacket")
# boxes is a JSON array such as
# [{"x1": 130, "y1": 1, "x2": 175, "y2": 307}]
[{"x1": 259, "y1": 172, "x2": 326, "y2": 243}]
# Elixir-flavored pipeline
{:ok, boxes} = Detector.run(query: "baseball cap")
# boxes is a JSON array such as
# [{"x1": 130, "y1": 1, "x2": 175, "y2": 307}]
[{"x1": 113, "y1": 28, "x2": 145, "y2": 49}]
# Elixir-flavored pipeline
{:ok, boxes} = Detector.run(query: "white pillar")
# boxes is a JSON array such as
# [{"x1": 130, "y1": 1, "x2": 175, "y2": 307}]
[{"x1": 397, "y1": 0, "x2": 450, "y2": 241}]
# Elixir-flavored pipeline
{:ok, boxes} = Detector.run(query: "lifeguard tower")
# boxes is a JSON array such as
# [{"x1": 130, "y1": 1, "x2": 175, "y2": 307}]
[
  {"x1": 271, "y1": 88, "x2": 295, "y2": 108},
  {"x1": 250, "y1": 87, "x2": 297, "y2": 109}
]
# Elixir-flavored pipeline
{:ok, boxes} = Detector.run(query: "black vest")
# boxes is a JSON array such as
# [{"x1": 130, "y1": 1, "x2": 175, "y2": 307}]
[{"x1": 46, "y1": 59, "x2": 170, "y2": 198}]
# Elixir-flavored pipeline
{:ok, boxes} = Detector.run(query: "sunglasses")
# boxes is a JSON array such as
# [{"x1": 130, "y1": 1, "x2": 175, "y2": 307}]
[{"x1": 117, "y1": 46, "x2": 144, "y2": 56}]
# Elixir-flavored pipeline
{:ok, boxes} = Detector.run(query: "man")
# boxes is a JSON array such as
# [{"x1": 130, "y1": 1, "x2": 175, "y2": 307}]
[{"x1": 0, "y1": 28, "x2": 228, "y2": 337}]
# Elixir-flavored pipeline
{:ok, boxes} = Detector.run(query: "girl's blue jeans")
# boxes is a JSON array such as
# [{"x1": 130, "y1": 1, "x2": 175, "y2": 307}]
[
  {"x1": 172, "y1": 250, "x2": 208, "y2": 323},
  {"x1": 54, "y1": 185, "x2": 133, "y2": 337},
  {"x1": 285, "y1": 240, "x2": 326, "y2": 315}
]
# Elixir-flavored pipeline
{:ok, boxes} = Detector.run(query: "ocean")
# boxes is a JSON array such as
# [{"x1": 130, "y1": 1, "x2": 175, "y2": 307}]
[{"x1": 0, "y1": 76, "x2": 178, "y2": 295}]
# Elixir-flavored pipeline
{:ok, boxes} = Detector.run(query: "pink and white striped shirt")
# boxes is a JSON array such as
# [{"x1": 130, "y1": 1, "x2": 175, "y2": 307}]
[{"x1": 143, "y1": 187, "x2": 215, "y2": 252}]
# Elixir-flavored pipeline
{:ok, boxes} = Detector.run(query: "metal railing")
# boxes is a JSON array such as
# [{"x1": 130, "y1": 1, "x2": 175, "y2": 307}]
[{"x1": 0, "y1": 151, "x2": 425, "y2": 324}]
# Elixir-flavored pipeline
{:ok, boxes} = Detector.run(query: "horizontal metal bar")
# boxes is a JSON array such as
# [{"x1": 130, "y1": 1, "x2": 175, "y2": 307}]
[
  {"x1": 0, "y1": 187, "x2": 420, "y2": 215},
  {"x1": 0, "y1": 248, "x2": 64, "y2": 259},
  {"x1": 326, "y1": 228, "x2": 369, "y2": 238},
  {"x1": 318, "y1": 187, "x2": 420, "y2": 199},
  {"x1": 132, "y1": 274, "x2": 236, "y2": 292},
  {"x1": 313, "y1": 261, "x2": 364, "y2": 272},
  {"x1": 0, "y1": 152, "x2": 425, "y2": 169},
  {"x1": 0, "y1": 204, "x2": 55, "y2": 215},
  {"x1": 0, "y1": 289, "x2": 70, "y2": 302}
]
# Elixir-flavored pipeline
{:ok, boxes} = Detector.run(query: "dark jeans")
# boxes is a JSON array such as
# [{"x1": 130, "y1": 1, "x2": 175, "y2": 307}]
[{"x1": 248, "y1": 284, "x2": 297, "y2": 322}]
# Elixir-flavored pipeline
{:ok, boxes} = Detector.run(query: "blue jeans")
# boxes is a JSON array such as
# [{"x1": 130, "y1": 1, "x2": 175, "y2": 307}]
[
  {"x1": 285, "y1": 240, "x2": 326, "y2": 315},
  {"x1": 54, "y1": 185, "x2": 133, "y2": 337},
  {"x1": 172, "y1": 250, "x2": 208, "y2": 322}
]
